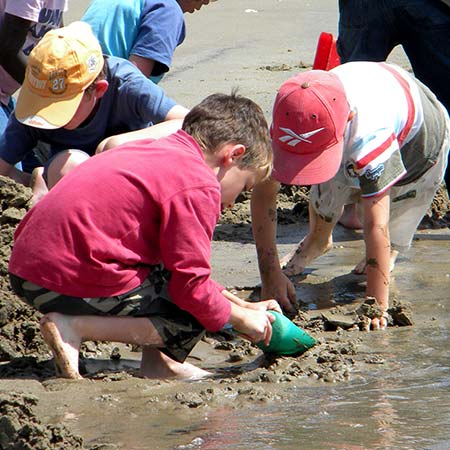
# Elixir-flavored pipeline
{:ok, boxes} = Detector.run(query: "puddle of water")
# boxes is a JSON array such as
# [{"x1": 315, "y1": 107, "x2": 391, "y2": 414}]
[
  {"x1": 75, "y1": 347, "x2": 450, "y2": 450},
  {"x1": 44, "y1": 233, "x2": 449, "y2": 450},
  {"x1": 102, "y1": 327, "x2": 448, "y2": 450},
  {"x1": 176, "y1": 237, "x2": 450, "y2": 450}
]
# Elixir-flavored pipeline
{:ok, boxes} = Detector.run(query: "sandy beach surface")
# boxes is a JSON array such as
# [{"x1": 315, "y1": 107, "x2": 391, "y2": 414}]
[{"x1": 0, "y1": 1, "x2": 449, "y2": 449}]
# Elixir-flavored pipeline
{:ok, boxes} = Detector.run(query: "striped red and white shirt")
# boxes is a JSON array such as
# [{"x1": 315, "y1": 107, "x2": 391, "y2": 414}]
[{"x1": 331, "y1": 61, "x2": 444, "y2": 197}]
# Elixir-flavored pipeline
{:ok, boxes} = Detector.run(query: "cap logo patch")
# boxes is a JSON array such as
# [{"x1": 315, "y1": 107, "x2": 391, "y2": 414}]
[
  {"x1": 278, "y1": 126, "x2": 325, "y2": 146},
  {"x1": 49, "y1": 69, "x2": 67, "y2": 95},
  {"x1": 86, "y1": 54, "x2": 100, "y2": 73}
]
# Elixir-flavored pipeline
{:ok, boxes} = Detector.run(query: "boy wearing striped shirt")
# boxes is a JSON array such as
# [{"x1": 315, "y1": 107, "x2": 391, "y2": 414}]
[{"x1": 251, "y1": 61, "x2": 449, "y2": 330}]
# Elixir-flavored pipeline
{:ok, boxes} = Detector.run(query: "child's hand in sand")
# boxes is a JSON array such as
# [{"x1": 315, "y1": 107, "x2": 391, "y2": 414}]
[
  {"x1": 261, "y1": 270, "x2": 297, "y2": 313},
  {"x1": 361, "y1": 301, "x2": 389, "y2": 331},
  {"x1": 362, "y1": 315, "x2": 388, "y2": 331}
]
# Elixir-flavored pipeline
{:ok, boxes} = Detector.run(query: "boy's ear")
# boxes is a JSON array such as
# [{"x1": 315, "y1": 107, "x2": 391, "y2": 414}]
[
  {"x1": 223, "y1": 144, "x2": 246, "y2": 166},
  {"x1": 95, "y1": 80, "x2": 109, "y2": 98}
]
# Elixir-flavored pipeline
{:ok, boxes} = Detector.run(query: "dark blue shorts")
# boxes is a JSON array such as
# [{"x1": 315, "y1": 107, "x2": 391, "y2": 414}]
[
  {"x1": 337, "y1": 0, "x2": 450, "y2": 189},
  {"x1": 337, "y1": 0, "x2": 450, "y2": 110}
]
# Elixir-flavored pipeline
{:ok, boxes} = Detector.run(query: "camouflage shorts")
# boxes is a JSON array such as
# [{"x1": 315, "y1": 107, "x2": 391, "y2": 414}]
[{"x1": 9, "y1": 265, "x2": 205, "y2": 363}]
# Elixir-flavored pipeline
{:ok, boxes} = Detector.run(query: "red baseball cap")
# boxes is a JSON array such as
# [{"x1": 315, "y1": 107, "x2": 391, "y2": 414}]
[{"x1": 271, "y1": 70, "x2": 350, "y2": 185}]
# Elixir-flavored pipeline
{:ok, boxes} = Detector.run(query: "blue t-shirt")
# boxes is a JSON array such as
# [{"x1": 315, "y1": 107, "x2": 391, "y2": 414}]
[
  {"x1": 0, "y1": 56, "x2": 177, "y2": 165},
  {"x1": 82, "y1": 0, "x2": 185, "y2": 81}
]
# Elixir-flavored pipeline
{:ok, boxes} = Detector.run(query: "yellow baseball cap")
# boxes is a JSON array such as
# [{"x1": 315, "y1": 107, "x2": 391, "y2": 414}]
[{"x1": 15, "y1": 21, "x2": 104, "y2": 129}]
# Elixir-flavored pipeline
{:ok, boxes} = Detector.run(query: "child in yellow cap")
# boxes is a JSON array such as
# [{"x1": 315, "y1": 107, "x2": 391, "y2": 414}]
[{"x1": 0, "y1": 21, "x2": 188, "y2": 202}]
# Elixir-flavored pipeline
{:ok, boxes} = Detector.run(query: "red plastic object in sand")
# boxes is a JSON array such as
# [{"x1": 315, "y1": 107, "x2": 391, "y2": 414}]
[{"x1": 313, "y1": 32, "x2": 341, "y2": 71}]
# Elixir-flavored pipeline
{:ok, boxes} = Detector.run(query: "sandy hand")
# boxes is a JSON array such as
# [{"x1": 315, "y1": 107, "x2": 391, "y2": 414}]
[
  {"x1": 371, "y1": 315, "x2": 388, "y2": 330},
  {"x1": 261, "y1": 270, "x2": 297, "y2": 313},
  {"x1": 361, "y1": 314, "x2": 388, "y2": 331},
  {"x1": 40, "y1": 313, "x2": 82, "y2": 379}
]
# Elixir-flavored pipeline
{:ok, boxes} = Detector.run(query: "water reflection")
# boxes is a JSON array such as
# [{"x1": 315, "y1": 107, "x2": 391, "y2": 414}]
[
  {"x1": 74, "y1": 236, "x2": 449, "y2": 450},
  {"x1": 169, "y1": 298, "x2": 450, "y2": 450}
]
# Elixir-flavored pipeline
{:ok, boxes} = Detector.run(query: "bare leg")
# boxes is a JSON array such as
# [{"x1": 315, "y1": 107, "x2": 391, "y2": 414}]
[
  {"x1": 39, "y1": 312, "x2": 200, "y2": 380},
  {"x1": 40, "y1": 313, "x2": 83, "y2": 379},
  {"x1": 281, "y1": 203, "x2": 336, "y2": 276},
  {"x1": 140, "y1": 347, "x2": 211, "y2": 380},
  {"x1": 338, "y1": 203, "x2": 363, "y2": 230},
  {"x1": 353, "y1": 249, "x2": 399, "y2": 275}
]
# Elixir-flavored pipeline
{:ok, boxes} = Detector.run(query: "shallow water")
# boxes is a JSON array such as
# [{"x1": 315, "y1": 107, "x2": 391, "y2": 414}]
[
  {"x1": 39, "y1": 226, "x2": 448, "y2": 450},
  {"x1": 167, "y1": 233, "x2": 449, "y2": 450},
  {"x1": 215, "y1": 231, "x2": 449, "y2": 450},
  {"x1": 69, "y1": 322, "x2": 450, "y2": 450},
  {"x1": 181, "y1": 332, "x2": 450, "y2": 450}
]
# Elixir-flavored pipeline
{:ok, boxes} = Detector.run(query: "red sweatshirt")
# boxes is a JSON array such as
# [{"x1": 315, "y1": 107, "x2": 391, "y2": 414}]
[{"x1": 9, "y1": 130, "x2": 230, "y2": 331}]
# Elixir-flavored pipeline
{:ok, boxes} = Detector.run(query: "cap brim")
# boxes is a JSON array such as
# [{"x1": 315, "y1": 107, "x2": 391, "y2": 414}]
[
  {"x1": 272, "y1": 139, "x2": 344, "y2": 186},
  {"x1": 15, "y1": 84, "x2": 84, "y2": 130}
]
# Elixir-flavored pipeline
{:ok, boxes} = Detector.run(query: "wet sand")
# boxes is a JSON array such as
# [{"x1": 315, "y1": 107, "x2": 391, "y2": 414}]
[
  {"x1": 1, "y1": 180, "x2": 448, "y2": 449},
  {"x1": 1, "y1": 1, "x2": 449, "y2": 449}
]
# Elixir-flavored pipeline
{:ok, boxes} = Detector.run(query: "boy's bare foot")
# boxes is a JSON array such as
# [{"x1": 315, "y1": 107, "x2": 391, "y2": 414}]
[
  {"x1": 338, "y1": 204, "x2": 363, "y2": 230},
  {"x1": 280, "y1": 235, "x2": 333, "y2": 276},
  {"x1": 140, "y1": 347, "x2": 211, "y2": 380},
  {"x1": 39, "y1": 313, "x2": 82, "y2": 379},
  {"x1": 352, "y1": 249, "x2": 399, "y2": 275}
]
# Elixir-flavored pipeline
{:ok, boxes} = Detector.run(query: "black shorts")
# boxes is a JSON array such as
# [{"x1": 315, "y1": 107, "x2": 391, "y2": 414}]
[{"x1": 9, "y1": 265, "x2": 205, "y2": 363}]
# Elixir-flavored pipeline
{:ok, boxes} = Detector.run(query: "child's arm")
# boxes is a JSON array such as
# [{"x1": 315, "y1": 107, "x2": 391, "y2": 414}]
[
  {"x1": 0, "y1": 158, "x2": 30, "y2": 185},
  {"x1": 251, "y1": 178, "x2": 297, "y2": 312},
  {"x1": 129, "y1": 55, "x2": 156, "y2": 79},
  {"x1": 362, "y1": 191, "x2": 391, "y2": 330},
  {"x1": 165, "y1": 104, "x2": 190, "y2": 121},
  {"x1": 95, "y1": 119, "x2": 183, "y2": 153}
]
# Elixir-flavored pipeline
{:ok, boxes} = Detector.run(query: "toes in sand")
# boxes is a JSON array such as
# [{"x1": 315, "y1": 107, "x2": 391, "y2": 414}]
[{"x1": 280, "y1": 240, "x2": 306, "y2": 275}]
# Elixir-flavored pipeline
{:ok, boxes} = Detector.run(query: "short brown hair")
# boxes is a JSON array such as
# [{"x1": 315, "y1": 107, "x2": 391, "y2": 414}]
[{"x1": 182, "y1": 92, "x2": 272, "y2": 179}]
